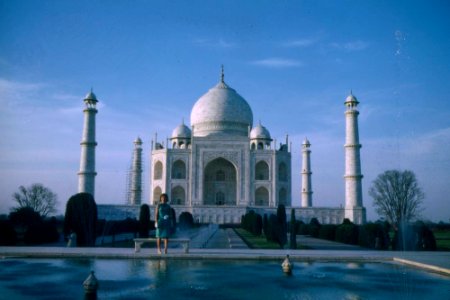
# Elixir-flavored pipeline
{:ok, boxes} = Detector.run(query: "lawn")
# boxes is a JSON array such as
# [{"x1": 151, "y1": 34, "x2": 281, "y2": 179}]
[
  {"x1": 234, "y1": 228, "x2": 282, "y2": 249},
  {"x1": 433, "y1": 230, "x2": 450, "y2": 251}
]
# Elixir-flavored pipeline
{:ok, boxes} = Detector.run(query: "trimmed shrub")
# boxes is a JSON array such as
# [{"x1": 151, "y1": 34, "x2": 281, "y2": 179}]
[
  {"x1": 170, "y1": 208, "x2": 177, "y2": 235},
  {"x1": 254, "y1": 213, "x2": 263, "y2": 236},
  {"x1": 9, "y1": 207, "x2": 42, "y2": 228},
  {"x1": 308, "y1": 218, "x2": 321, "y2": 237},
  {"x1": 318, "y1": 224, "x2": 337, "y2": 241},
  {"x1": 64, "y1": 193, "x2": 98, "y2": 247},
  {"x1": 24, "y1": 220, "x2": 59, "y2": 245},
  {"x1": 138, "y1": 204, "x2": 150, "y2": 238},
  {"x1": 358, "y1": 222, "x2": 389, "y2": 250},
  {"x1": 298, "y1": 221, "x2": 308, "y2": 235},
  {"x1": 289, "y1": 209, "x2": 297, "y2": 249},
  {"x1": 266, "y1": 214, "x2": 278, "y2": 243},
  {"x1": 335, "y1": 220, "x2": 359, "y2": 245},
  {"x1": 241, "y1": 210, "x2": 263, "y2": 236},
  {"x1": 415, "y1": 222, "x2": 437, "y2": 251},
  {"x1": 263, "y1": 214, "x2": 269, "y2": 237},
  {"x1": 179, "y1": 211, "x2": 194, "y2": 229},
  {"x1": 393, "y1": 222, "x2": 437, "y2": 251},
  {"x1": 0, "y1": 220, "x2": 17, "y2": 245},
  {"x1": 276, "y1": 205, "x2": 287, "y2": 248}
]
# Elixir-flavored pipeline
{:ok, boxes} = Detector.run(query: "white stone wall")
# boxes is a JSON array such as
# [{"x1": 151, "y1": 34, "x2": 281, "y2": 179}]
[
  {"x1": 98, "y1": 205, "x2": 366, "y2": 225},
  {"x1": 252, "y1": 150, "x2": 275, "y2": 206}
]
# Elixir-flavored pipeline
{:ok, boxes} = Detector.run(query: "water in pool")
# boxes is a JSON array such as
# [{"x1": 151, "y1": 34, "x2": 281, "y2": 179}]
[{"x1": 0, "y1": 258, "x2": 449, "y2": 299}]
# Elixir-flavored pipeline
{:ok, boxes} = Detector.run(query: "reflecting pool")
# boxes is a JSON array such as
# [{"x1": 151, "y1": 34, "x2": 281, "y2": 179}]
[{"x1": 0, "y1": 258, "x2": 449, "y2": 299}]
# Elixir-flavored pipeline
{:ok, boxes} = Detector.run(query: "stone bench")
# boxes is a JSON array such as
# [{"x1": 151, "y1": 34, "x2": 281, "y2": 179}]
[{"x1": 133, "y1": 238, "x2": 190, "y2": 253}]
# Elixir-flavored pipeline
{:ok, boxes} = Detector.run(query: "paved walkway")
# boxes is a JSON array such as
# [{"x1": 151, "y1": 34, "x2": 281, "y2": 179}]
[
  {"x1": 204, "y1": 228, "x2": 248, "y2": 249},
  {"x1": 1, "y1": 246, "x2": 449, "y2": 275},
  {"x1": 1, "y1": 230, "x2": 449, "y2": 276},
  {"x1": 297, "y1": 235, "x2": 364, "y2": 250}
]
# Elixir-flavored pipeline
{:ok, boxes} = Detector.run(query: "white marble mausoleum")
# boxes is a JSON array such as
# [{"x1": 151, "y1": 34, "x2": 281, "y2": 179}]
[{"x1": 82, "y1": 70, "x2": 366, "y2": 224}]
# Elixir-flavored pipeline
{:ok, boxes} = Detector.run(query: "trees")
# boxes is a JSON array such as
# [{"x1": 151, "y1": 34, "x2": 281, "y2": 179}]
[
  {"x1": 138, "y1": 204, "x2": 150, "y2": 238},
  {"x1": 179, "y1": 212, "x2": 194, "y2": 229},
  {"x1": 8, "y1": 207, "x2": 59, "y2": 245},
  {"x1": 12, "y1": 183, "x2": 58, "y2": 217},
  {"x1": 64, "y1": 193, "x2": 97, "y2": 247},
  {"x1": 276, "y1": 204, "x2": 288, "y2": 248},
  {"x1": 289, "y1": 209, "x2": 297, "y2": 249},
  {"x1": 369, "y1": 170, "x2": 424, "y2": 227}
]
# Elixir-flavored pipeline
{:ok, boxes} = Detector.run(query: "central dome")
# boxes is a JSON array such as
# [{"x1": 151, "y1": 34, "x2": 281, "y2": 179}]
[{"x1": 190, "y1": 79, "x2": 253, "y2": 137}]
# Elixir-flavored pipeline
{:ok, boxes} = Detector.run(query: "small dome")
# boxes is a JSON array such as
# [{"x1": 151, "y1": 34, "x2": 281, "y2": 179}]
[
  {"x1": 345, "y1": 92, "x2": 359, "y2": 105},
  {"x1": 190, "y1": 78, "x2": 253, "y2": 137},
  {"x1": 134, "y1": 137, "x2": 143, "y2": 145},
  {"x1": 250, "y1": 123, "x2": 271, "y2": 140},
  {"x1": 171, "y1": 123, "x2": 191, "y2": 139},
  {"x1": 84, "y1": 90, "x2": 98, "y2": 102},
  {"x1": 302, "y1": 138, "x2": 311, "y2": 147}
]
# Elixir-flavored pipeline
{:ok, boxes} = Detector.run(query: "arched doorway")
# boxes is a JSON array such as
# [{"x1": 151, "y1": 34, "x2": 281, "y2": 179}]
[
  {"x1": 171, "y1": 186, "x2": 185, "y2": 205},
  {"x1": 154, "y1": 161, "x2": 163, "y2": 180},
  {"x1": 203, "y1": 158, "x2": 237, "y2": 205},
  {"x1": 255, "y1": 161, "x2": 269, "y2": 180},
  {"x1": 255, "y1": 187, "x2": 269, "y2": 206},
  {"x1": 171, "y1": 160, "x2": 186, "y2": 179},
  {"x1": 278, "y1": 162, "x2": 287, "y2": 182},
  {"x1": 153, "y1": 186, "x2": 162, "y2": 204}
]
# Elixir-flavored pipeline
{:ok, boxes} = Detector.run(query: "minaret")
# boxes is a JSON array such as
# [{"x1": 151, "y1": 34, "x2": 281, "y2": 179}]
[
  {"x1": 301, "y1": 138, "x2": 313, "y2": 207},
  {"x1": 130, "y1": 137, "x2": 143, "y2": 205},
  {"x1": 344, "y1": 91, "x2": 365, "y2": 224},
  {"x1": 78, "y1": 89, "x2": 98, "y2": 197}
]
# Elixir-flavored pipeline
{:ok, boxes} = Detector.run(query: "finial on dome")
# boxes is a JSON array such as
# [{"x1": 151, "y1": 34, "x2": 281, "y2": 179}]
[
  {"x1": 182, "y1": 117, "x2": 185, "y2": 125},
  {"x1": 221, "y1": 65, "x2": 225, "y2": 83}
]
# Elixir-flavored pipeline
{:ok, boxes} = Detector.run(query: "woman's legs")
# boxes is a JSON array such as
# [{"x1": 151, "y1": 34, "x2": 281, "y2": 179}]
[
  {"x1": 156, "y1": 238, "x2": 161, "y2": 254},
  {"x1": 163, "y1": 238, "x2": 168, "y2": 254}
]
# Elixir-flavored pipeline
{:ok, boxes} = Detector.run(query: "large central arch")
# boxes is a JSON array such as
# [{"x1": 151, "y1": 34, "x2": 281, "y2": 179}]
[{"x1": 203, "y1": 157, "x2": 237, "y2": 205}]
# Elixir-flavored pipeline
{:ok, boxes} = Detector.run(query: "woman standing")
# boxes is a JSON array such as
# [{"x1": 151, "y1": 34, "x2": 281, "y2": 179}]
[{"x1": 155, "y1": 193, "x2": 172, "y2": 254}]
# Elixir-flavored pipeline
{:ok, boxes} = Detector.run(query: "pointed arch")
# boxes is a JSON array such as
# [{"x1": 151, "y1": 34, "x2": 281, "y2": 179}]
[
  {"x1": 203, "y1": 158, "x2": 237, "y2": 205},
  {"x1": 278, "y1": 162, "x2": 287, "y2": 182},
  {"x1": 154, "y1": 161, "x2": 163, "y2": 180},
  {"x1": 255, "y1": 160, "x2": 269, "y2": 180},
  {"x1": 255, "y1": 187, "x2": 269, "y2": 206},
  {"x1": 153, "y1": 186, "x2": 162, "y2": 205},
  {"x1": 171, "y1": 186, "x2": 185, "y2": 205},
  {"x1": 171, "y1": 160, "x2": 186, "y2": 179}
]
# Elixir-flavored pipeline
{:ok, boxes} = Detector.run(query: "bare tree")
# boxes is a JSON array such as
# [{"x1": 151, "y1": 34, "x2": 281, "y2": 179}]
[
  {"x1": 12, "y1": 183, "x2": 58, "y2": 218},
  {"x1": 369, "y1": 170, "x2": 424, "y2": 227}
]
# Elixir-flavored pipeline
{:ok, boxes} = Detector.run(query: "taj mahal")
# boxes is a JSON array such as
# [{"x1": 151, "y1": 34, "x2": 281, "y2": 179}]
[{"x1": 77, "y1": 68, "x2": 366, "y2": 225}]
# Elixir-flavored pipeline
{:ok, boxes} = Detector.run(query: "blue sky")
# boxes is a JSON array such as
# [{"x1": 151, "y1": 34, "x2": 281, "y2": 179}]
[{"x1": 1, "y1": 0, "x2": 449, "y2": 222}]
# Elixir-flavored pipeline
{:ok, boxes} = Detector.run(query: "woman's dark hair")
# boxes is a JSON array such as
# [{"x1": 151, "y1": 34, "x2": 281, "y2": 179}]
[{"x1": 160, "y1": 193, "x2": 169, "y2": 203}]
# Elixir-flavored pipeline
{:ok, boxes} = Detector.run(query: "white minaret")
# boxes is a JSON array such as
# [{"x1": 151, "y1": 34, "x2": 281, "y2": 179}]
[
  {"x1": 344, "y1": 91, "x2": 365, "y2": 224},
  {"x1": 301, "y1": 138, "x2": 313, "y2": 207},
  {"x1": 78, "y1": 89, "x2": 98, "y2": 197},
  {"x1": 130, "y1": 137, "x2": 143, "y2": 205}
]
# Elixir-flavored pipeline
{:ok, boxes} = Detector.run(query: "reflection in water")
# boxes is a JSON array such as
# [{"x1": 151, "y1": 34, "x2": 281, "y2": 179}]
[
  {"x1": 0, "y1": 259, "x2": 448, "y2": 299},
  {"x1": 346, "y1": 262, "x2": 363, "y2": 269}
]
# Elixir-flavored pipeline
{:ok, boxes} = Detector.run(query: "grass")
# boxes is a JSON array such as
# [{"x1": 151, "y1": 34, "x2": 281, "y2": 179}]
[
  {"x1": 234, "y1": 228, "x2": 310, "y2": 249},
  {"x1": 234, "y1": 228, "x2": 281, "y2": 249},
  {"x1": 433, "y1": 230, "x2": 450, "y2": 251}
]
